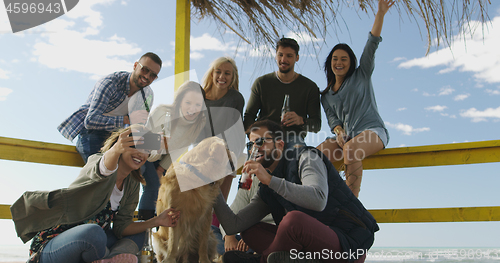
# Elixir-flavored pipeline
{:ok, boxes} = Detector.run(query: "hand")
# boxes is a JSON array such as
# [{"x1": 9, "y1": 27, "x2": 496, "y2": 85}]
[
  {"x1": 155, "y1": 208, "x2": 180, "y2": 228},
  {"x1": 129, "y1": 110, "x2": 149, "y2": 125},
  {"x1": 378, "y1": 0, "x2": 395, "y2": 16},
  {"x1": 110, "y1": 129, "x2": 140, "y2": 155},
  {"x1": 236, "y1": 239, "x2": 250, "y2": 252},
  {"x1": 156, "y1": 166, "x2": 166, "y2": 179},
  {"x1": 281, "y1": 111, "x2": 304, "y2": 127},
  {"x1": 242, "y1": 160, "x2": 272, "y2": 185},
  {"x1": 335, "y1": 129, "x2": 347, "y2": 148},
  {"x1": 224, "y1": 235, "x2": 239, "y2": 252}
]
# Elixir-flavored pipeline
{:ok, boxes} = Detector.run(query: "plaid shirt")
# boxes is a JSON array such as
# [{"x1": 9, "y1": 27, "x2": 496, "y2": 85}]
[{"x1": 58, "y1": 71, "x2": 154, "y2": 141}]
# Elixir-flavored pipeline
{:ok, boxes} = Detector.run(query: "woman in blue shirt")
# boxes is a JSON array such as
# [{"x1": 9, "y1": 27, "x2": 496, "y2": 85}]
[{"x1": 317, "y1": 0, "x2": 393, "y2": 198}]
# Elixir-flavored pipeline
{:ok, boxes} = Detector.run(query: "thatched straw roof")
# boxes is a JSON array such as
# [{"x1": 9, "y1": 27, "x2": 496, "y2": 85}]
[{"x1": 191, "y1": 0, "x2": 491, "y2": 54}]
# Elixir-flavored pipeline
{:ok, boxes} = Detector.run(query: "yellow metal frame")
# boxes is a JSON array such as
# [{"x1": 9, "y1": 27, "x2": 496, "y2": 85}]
[
  {"x1": 174, "y1": 0, "x2": 190, "y2": 90},
  {"x1": 0, "y1": 136, "x2": 84, "y2": 167},
  {"x1": 1, "y1": 136, "x2": 500, "y2": 222}
]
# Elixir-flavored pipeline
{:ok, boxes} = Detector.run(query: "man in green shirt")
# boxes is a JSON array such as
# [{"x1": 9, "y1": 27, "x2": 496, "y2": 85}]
[{"x1": 243, "y1": 38, "x2": 321, "y2": 148}]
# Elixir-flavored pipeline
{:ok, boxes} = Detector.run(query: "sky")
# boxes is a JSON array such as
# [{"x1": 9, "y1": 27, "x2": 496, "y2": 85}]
[{"x1": 1, "y1": 0, "x2": 499, "y2": 254}]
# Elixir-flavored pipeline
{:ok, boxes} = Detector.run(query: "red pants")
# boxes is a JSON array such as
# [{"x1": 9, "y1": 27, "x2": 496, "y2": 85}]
[{"x1": 241, "y1": 211, "x2": 366, "y2": 263}]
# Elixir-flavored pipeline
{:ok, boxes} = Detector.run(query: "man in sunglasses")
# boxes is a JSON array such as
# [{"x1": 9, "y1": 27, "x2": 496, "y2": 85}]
[
  {"x1": 243, "y1": 37, "x2": 321, "y2": 149},
  {"x1": 58, "y1": 52, "x2": 162, "y2": 163},
  {"x1": 215, "y1": 120, "x2": 378, "y2": 263}
]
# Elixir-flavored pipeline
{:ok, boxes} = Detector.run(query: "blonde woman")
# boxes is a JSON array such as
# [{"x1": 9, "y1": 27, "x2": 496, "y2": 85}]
[{"x1": 200, "y1": 57, "x2": 245, "y2": 256}]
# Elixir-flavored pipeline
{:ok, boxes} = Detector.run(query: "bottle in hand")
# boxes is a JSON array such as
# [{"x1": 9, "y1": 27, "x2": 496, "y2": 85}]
[
  {"x1": 239, "y1": 139, "x2": 265, "y2": 190},
  {"x1": 281, "y1": 94, "x2": 290, "y2": 122}
]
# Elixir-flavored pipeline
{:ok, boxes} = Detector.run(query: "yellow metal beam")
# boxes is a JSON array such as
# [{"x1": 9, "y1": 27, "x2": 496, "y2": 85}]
[
  {"x1": 4, "y1": 203, "x2": 500, "y2": 223},
  {"x1": 2, "y1": 136, "x2": 499, "y2": 170},
  {"x1": 332, "y1": 139, "x2": 500, "y2": 170},
  {"x1": 369, "y1": 206, "x2": 500, "y2": 223},
  {"x1": 0, "y1": 136, "x2": 84, "y2": 167},
  {"x1": 174, "y1": 0, "x2": 190, "y2": 90},
  {"x1": 0, "y1": 205, "x2": 11, "y2": 220}
]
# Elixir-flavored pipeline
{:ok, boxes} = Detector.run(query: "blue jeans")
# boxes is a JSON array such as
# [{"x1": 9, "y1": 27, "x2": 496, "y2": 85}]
[
  {"x1": 76, "y1": 128, "x2": 111, "y2": 163},
  {"x1": 139, "y1": 161, "x2": 161, "y2": 211},
  {"x1": 39, "y1": 224, "x2": 145, "y2": 263},
  {"x1": 211, "y1": 225, "x2": 226, "y2": 256}
]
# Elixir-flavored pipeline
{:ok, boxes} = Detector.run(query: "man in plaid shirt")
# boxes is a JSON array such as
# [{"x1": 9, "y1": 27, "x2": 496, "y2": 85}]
[{"x1": 58, "y1": 52, "x2": 162, "y2": 163}]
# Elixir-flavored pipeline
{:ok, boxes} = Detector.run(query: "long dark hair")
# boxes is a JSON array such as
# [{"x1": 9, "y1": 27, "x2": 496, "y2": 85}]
[
  {"x1": 171, "y1": 81, "x2": 206, "y2": 134},
  {"x1": 321, "y1": 43, "x2": 357, "y2": 95}
]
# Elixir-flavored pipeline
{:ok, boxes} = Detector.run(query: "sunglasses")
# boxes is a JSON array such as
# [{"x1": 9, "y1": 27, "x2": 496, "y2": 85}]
[
  {"x1": 137, "y1": 62, "x2": 158, "y2": 80},
  {"x1": 246, "y1": 137, "x2": 274, "y2": 152}
]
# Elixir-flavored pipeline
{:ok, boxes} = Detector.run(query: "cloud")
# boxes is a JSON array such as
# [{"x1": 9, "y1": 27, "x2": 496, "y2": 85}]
[
  {"x1": 398, "y1": 16, "x2": 500, "y2": 84},
  {"x1": 438, "y1": 86, "x2": 455, "y2": 96},
  {"x1": 0, "y1": 87, "x2": 13, "y2": 101},
  {"x1": 0, "y1": 2, "x2": 11, "y2": 32},
  {"x1": 0, "y1": 68, "x2": 9, "y2": 79},
  {"x1": 29, "y1": 0, "x2": 173, "y2": 78},
  {"x1": 286, "y1": 31, "x2": 322, "y2": 45},
  {"x1": 397, "y1": 107, "x2": 407, "y2": 112},
  {"x1": 485, "y1": 89, "x2": 500, "y2": 95},
  {"x1": 423, "y1": 92, "x2": 434, "y2": 97},
  {"x1": 454, "y1": 93, "x2": 470, "y2": 101},
  {"x1": 190, "y1": 33, "x2": 236, "y2": 52},
  {"x1": 190, "y1": 52, "x2": 204, "y2": 60},
  {"x1": 391, "y1": 57, "x2": 406, "y2": 62},
  {"x1": 385, "y1": 122, "x2": 430, "y2": 135},
  {"x1": 246, "y1": 44, "x2": 274, "y2": 58},
  {"x1": 460, "y1": 106, "x2": 500, "y2": 122},
  {"x1": 425, "y1": 105, "x2": 448, "y2": 112}
]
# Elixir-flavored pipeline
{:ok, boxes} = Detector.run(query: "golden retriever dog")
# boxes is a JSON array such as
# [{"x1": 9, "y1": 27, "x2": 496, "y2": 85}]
[{"x1": 154, "y1": 137, "x2": 236, "y2": 263}]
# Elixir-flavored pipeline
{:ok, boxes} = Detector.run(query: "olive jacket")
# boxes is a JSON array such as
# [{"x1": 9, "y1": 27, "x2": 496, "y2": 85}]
[{"x1": 10, "y1": 154, "x2": 140, "y2": 243}]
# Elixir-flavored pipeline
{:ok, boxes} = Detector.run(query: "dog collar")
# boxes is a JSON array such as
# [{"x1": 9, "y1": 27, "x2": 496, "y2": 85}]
[{"x1": 179, "y1": 161, "x2": 213, "y2": 184}]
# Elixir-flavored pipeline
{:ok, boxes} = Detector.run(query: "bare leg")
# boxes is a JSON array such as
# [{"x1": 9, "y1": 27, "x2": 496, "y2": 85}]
[
  {"x1": 343, "y1": 130, "x2": 384, "y2": 197},
  {"x1": 316, "y1": 138, "x2": 343, "y2": 163}
]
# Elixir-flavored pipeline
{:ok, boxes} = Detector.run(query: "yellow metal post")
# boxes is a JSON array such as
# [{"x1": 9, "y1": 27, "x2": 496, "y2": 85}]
[
  {"x1": 0, "y1": 205, "x2": 11, "y2": 220},
  {"x1": 175, "y1": 0, "x2": 190, "y2": 90}
]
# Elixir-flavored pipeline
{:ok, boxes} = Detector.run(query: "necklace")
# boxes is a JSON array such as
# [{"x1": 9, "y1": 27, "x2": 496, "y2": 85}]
[{"x1": 275, "y1": 71, "x2": 297, "y2": 84}]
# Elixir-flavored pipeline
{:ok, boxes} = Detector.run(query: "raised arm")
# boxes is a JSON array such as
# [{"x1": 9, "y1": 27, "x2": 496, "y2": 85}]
[{"x1": 371, "y1": 0, "x2": 394, "y2": 37}]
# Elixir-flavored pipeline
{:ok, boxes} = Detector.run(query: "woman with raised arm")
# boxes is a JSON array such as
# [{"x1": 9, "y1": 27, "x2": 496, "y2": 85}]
[
  {"x1": 11, "y1": 124, "x2": 180, "y2": 263},
  {"x1": 317, "y1": 0, "x2": 394, "y2": 198}
]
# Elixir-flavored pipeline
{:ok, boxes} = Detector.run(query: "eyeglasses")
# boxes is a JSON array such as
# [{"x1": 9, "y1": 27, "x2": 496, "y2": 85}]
[
  {"x1": 246, "y1": 137, "x2": 274, "y2": 152},
  {"x1": 137, "y1": 62, "x2": 158, "y2": 80}
]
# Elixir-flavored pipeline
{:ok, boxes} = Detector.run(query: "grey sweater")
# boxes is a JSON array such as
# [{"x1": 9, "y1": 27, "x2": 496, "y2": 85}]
[
  {"x1": 321, "y1": 33, "x2": 389, "y2": 142},
  {"x1": 214, "y1": 150, "x2": 328, "y2": 235}
]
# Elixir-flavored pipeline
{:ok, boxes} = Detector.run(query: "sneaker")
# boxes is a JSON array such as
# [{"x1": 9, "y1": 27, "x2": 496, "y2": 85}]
[
  {"x1": 267, "y1": 251, "x2": 322, "y2": 263},
  {"x1": 92, "y1": 253, "x2": 138, "y2": 263},
  {"x1": 222, "y1": 250, "x2": 261, "y2": 263}
]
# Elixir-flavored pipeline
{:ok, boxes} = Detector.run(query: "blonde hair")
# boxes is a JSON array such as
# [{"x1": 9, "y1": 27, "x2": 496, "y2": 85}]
[
  {"x1": 202, "y1": 57, "x2": 239, "y2": 95},
  {"x1": 101, "y1": 124, "x2": 146, "y2": 185}
]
